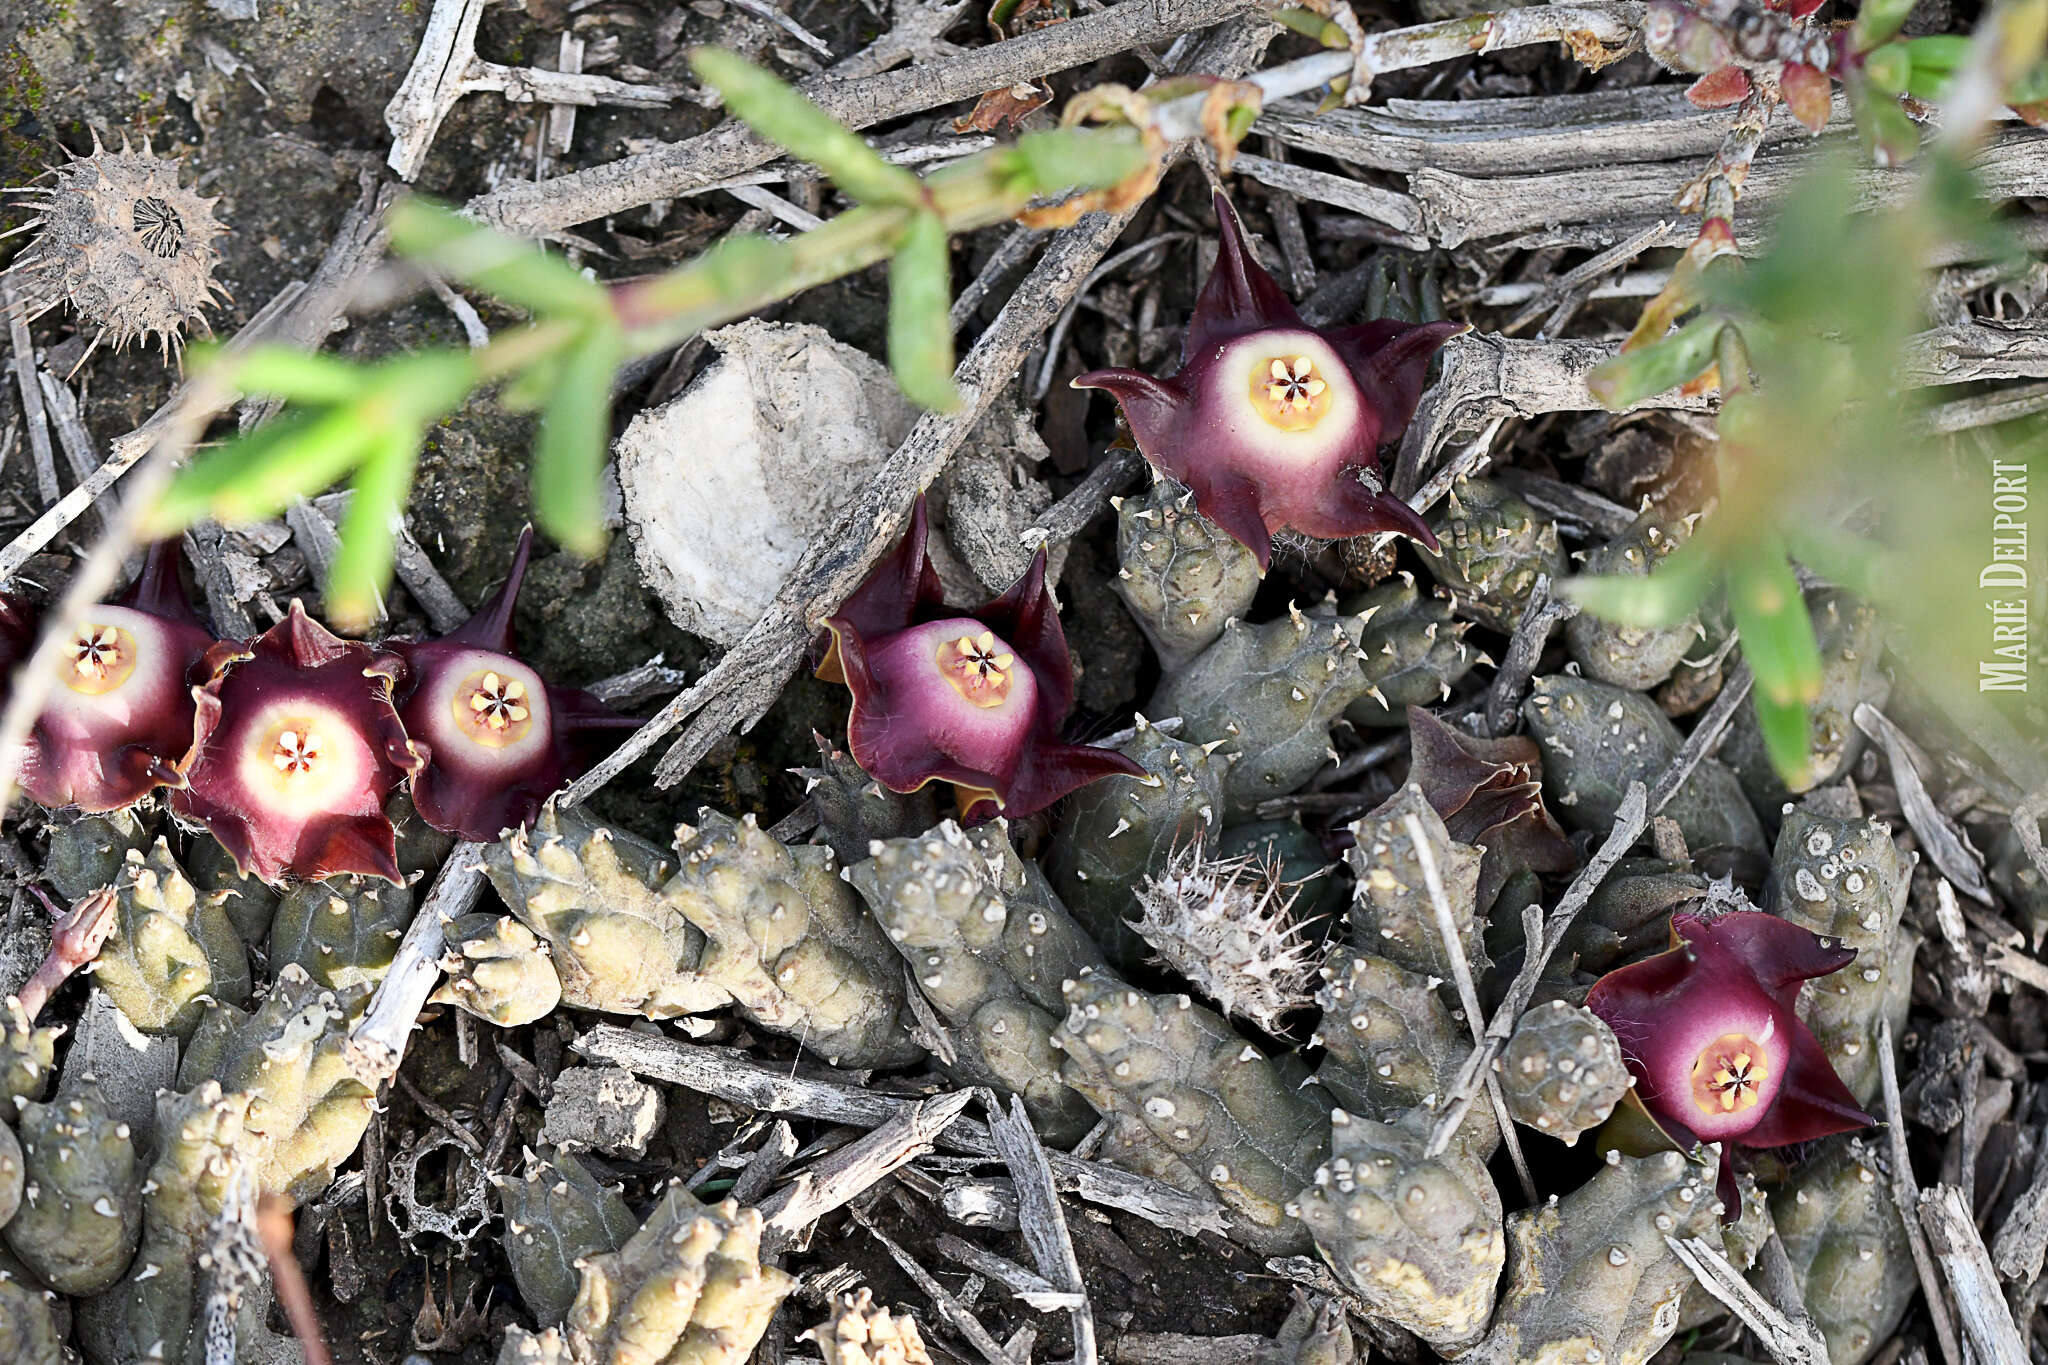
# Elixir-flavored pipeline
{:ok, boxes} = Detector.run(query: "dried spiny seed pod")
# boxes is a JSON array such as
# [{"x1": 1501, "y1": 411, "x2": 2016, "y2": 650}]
[
  {"x1": 1722, "y1": 595, "x2": 1890, "y2": 812},
  {"x1": 805, "y1": 1289, "x2": 935, "y2": 1365},
  {"x1": 1289, "y1": 1106, "x2": 1502, "y2": 1353},
  {"x1": 269, "y1": 873, "x2": 412, "y2": 993},
  {"x1": 75, "y1": 1082, "x2": 259, "y2": 1365},
  {"x1": 1048, "y1": 715, "x2": 1227, "y2": 969},
  {"x1": 0, "y1": 997, "x2": 58, "y2": 1107},
  {"x1": 1765, "y1": 810, "x2": 1917, "y2": 1105},
  {"x1": 3, "y1": 1077, "x2": 141, "y2": 1294},
  {"x1": 848, "y1": 821, "x2": 1100, "y2": 1142},
  {"x1": 496, "y1": 1146, "x2": 638, "y2": 1328},
  {"x1": 1152, "y1": 606, "x2": 1367, "y2": 815},
  {"x1": 667, "y1": 809, "x2": 920, "y2": 1070},
  {"x1": 484, "y1": 803, "x2": 719, "y2": 1019},
  {"x1": 1054, "y1": 970, "x2": 1328, "y2": 1254},
  {"x1": 93, "y1": 837, "x2": 251, "y2": 1039},
  {"x1": 1523, "y1": 675, "x2": 1766, "y2": 881},
  {"x1": 1341, "y1": 574, "x2": 1484, "y2": 728},
  {"x1": 430, "y1": 912, "x2": 563, "y2": 1028},
  {"x1": 1312, "y1": 948, "x2": 1497, "y2": 1154},
  {"x1": 1129, "y1": 843, "x2": 1322, "y2": 1033},
  {"x1": 1565, "y1": 507, "x2": 1703, "y2": 690},
  {"x1": 1496, "y1": 1000, "x2": 1630, "y2": 1146},
  {"x1": 0, "y1": 1262, "x2": 66, "y2": 1365},
  {"x1": 176, "y1": 963, "x2": 375, "y2": 1201},
  {"x1": 1420, "y1": 479, "x2": 1564, "y2": 633},
  {"x1": 566, "y1": 1186, "x2": 795, "y2": 1365},
  {"x1": 798, "y1": 731, "x2": 936, "y2": 870},
  {"x1": 1345, "y1": 785, "x2": 1486, "y2": 981},
  {"x1": 1771, "y1": 1136, "x2": 1914, "y2": 1365},
  {"x1": 1112, "y1": 481, "x2": 1263, "y2": 672},
  {"x1": 4, "y1": 133, "x2": 228, "y2": 359},
  {"x1": 1475, "y1": 1148, "x2": 1723, "y2": 1365}
]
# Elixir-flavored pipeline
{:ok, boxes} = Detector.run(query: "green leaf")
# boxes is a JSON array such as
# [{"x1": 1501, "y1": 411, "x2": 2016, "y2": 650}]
[
  {"x1": 1845, "y1": 70, "x2": 1922, "y2": 167},
  {"x1": 1587, "y1": 315, "x2": 1724, "y2": 410},
  {"x1": 689, "y1": 48, "x2": 925, "y2": 206},
  {"x1": 146, "y1": 405, "x2": 378, "y2": 535},
  {"x1": 227, "y1": 347, "x2": 371, "y2": 404},
  {"x1": 1727, "y1": 549, "x2": 1823, "y2": 708},
  {"x1": 1854, "y1": 0, "x2": 1921, "y2": 51},
  {"x1": 1561, "y1": 535, "x2": 1717, "y2": 627},
  {"x1": 1011, "y1": 125, "x2": 1150, "y2": 197},
  {"x1": 388, "y1": 198, "x2": 610, "y2": 318},
  {"x1": 1862, "y1": 42, "x2": 1911, "y2": 95},
  {"x1": 1901, "y1": 33, "x2": 1972, "y2": 71},
  {"x1": 531, "y1": 326, "x2": 623, "y2": 558},
  {"x1": 1750, "y1": 686, "x2": 1817, "y2": 790},
  {"x1": 887, "y1": 212, "x2": 960, "y2": 412},
  {"x1": 325, "y1": 433, "x2": 419, "y2": 634}
]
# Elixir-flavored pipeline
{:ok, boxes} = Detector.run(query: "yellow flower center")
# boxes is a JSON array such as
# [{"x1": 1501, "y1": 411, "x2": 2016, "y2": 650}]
[
  {"x1": 60, "y1": 623, "x2": 139, "y2": 696},
  {"x1": 1690, "y1": 1032, "x2": 1770, "y2": 1116},
  {"x1": 453, "y1": 669, "x2": 533, "y2": 748},
  {"x1": 1250, "y1": 354, "x2": 1331, "y2": 432},
  {"x1": 935, "y1": 631, "x2": 1015, "y2": 710}
]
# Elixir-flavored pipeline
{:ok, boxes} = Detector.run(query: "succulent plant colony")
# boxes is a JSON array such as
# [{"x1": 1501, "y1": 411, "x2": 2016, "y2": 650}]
[{"x1": 0, "y1": 193, "x2": 1973, "y2": 1365}]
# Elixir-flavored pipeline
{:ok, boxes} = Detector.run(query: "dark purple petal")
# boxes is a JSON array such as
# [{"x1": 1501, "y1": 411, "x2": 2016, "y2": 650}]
[
  {"x1": 1405, "y1": 706, "x2": 1575, "y2": 897},
  {"x1": 390, "y1": 531, "x2": 638, "y2": 841},
  {"x1": 1587, "y1": 910, "x2": 1871, "y2": 1151},
  {"x1": 821, "y1": 510, "x2": 1144, "y2": 820},
  {"x1": 1183, "y1": 190, "x2": 1305, "y2": 358},
  {"x1": 16, "y1": 543, "x2": 214, "y2": 813},
  {"x1": 817, "y1": 495, "x2": 946, "y2": 683},
  {"x1": 171, "y1": 602, "x2": 421, "y2": 883},
  {"x1": 1072, "y1": 193, "x2": 1457, "y2": 564}
]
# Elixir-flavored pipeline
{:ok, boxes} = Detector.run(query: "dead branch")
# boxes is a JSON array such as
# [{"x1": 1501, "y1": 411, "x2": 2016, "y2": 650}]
[
  {"x1": 985, "y1": 1095, "x2": 1097, "y2": 1365},
  {"x1": 758, "y1": 1090, "x2": 975, "y2": 1254}
]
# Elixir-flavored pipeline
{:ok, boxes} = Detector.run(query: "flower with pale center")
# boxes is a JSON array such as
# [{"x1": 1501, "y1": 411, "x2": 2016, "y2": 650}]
[
  {"x1": 818, "y1": 497, "x2": 1143, "y2": 821},
  {"x1": 172, "y1": 601, "x2": 421, "y2": 883},
  {"x1": 1586, "y1": 909, "x2": 1873, "y2": 1215},
  {"x1": 389, "y1": 527, "x2": 638, "y2": 842},
  {"x1": 3, "y1": 544, "x2": 215, "y2": 813},
  {"x1": 1073, "y1": 191, "x2": 1466, "y2": 570}
]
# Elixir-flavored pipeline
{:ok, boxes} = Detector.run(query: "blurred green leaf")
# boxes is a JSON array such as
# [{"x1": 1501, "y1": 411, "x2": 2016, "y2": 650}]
[
  {"x1": 1010, "y1": 125, "x2": 1150, "y2": 198},
  {"x1": 1844, "y1": 70, "x2": 1922, "y2": 166},
  {"x1": 1587, "y1": 315, "x2": 1724, "y2": 409},
  {"x1": 230, "y1": 347, "x2": 371, "y2": 404},
  {"x1": 1727, "y1": 550, "x2": 1823, "y2": 708},
  {"x1": 1750, "y1": 687, "x2": 1817, "y2": 789},
  {"x1": 690, "y1": 48, "x2": 925, "y2": 206},
  {"x1": 1561, "y1": 536, "x2": 1716, "y2": 627},
  {"x1": 532, "y1": 326, "x2": 623, "y2": 559},
  {"x1": 1863, "y1": 42, "x2": 1911, "y2": 95},
  {"x1": 325, "y1": 433, "x2": 419, "y2": 634},
  {"x1": 887, "y1": 212, "x2": 960, "y2": 412},
  {"x1": 389, "y1": 199, "x2": 611, "y2": 319},
  {"x1": 1855, "y1": 0, "x2": 1920, "y2": 49}
]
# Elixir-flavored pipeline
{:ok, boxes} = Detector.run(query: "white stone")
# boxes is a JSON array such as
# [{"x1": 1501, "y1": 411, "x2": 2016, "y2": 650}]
[{"x1": 615, "y1": 319, "x2": 918, "y2": 645}]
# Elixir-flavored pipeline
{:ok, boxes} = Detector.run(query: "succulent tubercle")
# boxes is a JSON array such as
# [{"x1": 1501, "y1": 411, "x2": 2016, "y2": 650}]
[
  {"x1": 391, "y1": 528, "x2": 639, "y2": 841},
  {"x1": 1073, "y1": 192, "x2": 1462, "y2": 570},
  {"x1": 171, "y1": 601, "x2": 422, "y2": 883},
  {"x1": 818, "y1": 496, "x2": 1144, "y2": 820},
  {"x1": 6, "y1": 543, "x2": 214, "y2": 813},
  {"x1": 1586, "y1": 910, "x2": 1873, "y2": 1208}
]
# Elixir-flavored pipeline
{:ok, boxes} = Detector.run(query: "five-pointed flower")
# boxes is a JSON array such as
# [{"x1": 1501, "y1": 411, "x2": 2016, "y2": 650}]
[
  {"x1": 818, "y1": 497, "x2": 1145, "y2": 821},
  {"x1": 1072, "y1": 192, "x2": 1465, "y2": 570},
  {"x1": 172, "y1": 602, "x2": 423, "y2": 883},
  {"x1": 3, "y1": 543, "x2": 215, "y2": 812},
  {"x1": 388, "y1": 527, "x2": 639, "y2": 841},
  {"x1": 1587, "y1": 909, "x2": 1874, "y2": 1208}
]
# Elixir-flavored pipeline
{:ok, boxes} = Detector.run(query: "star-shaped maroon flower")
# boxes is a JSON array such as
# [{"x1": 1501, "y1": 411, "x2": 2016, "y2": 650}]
[
  {"x1": 818, "y1": 497, "x2": 1144, "y2": 821},
  {"x1": 7, "y1": 543, "x2": 215, "y2": 813},
  {"x1": 172, "y1": 602, "x2": 422, "y2": 883},
  {"x1": 1072, "y1": 192, "x2": 1464, "y2": 570},
  {"x1": 389, "y1": 527, "x2": 639, "y2": 841},
  {"x1": 1587, "y1": 909, "x2": 1874, "y2": 1213}
]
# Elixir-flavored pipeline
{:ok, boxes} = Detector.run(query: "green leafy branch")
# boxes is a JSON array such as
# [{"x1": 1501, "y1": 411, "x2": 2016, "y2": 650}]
[{"x1": 144, "y1": 50, "x2": 1175, "y2": 630}]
